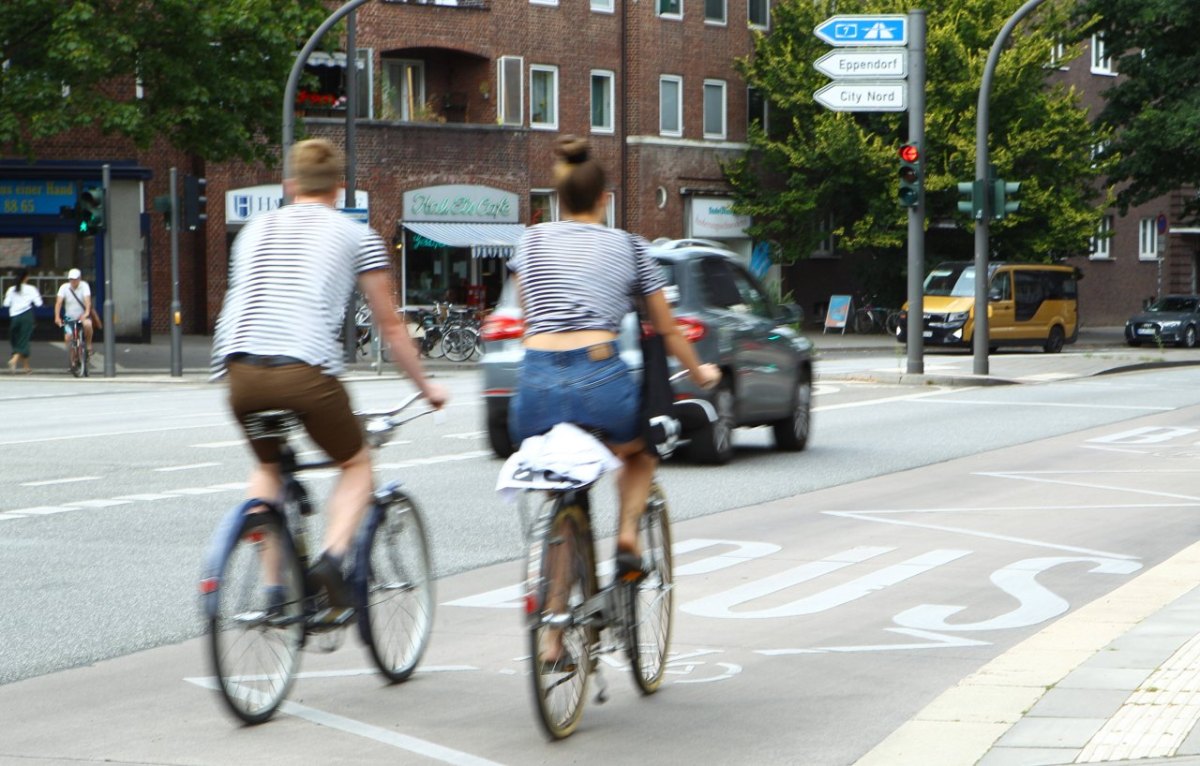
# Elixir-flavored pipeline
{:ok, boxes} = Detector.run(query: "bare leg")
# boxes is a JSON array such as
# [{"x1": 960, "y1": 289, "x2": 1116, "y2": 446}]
[
  {"x1": 322, "y1": 446, "x2": 374, "y2": 558},
  {"x1": 611, "y1": 444, "x2": 657, "y2": 555},
  {"x1": 245, "y1": 463, "x2": 283, "y2": 587}
]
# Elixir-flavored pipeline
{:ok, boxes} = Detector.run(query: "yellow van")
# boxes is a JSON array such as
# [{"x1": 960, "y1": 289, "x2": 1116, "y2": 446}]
[{"x1": 897, "y1": 261, "x2": 1081, "y2": 353}]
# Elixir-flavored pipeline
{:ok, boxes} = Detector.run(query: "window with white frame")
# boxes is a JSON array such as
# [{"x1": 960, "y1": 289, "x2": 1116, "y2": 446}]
[
  {"x1": 590, "y1": 70, "x2": 614, "y2": 133},
  {"x1": 1090, "y1": 215, "x2": 1113, "y2": 259},
  {"x1": 498, "y1": 56, "x2": 523, "y2": 126},
  {"x1": 748, "y1": 0, "x2": 768, "y2": 28},
  {"x1": 354, "y1": 49, "x2": 373, "y2": 119},
  {"x1": 1091, "y1": 33, "x2": 1113, "y2": 74},
  {"x1": 603, "y1": 191, "x2": 616, "y2": 227},
  {"x1": 385, "y1": 59, "x2": 426, "y2": 120},
  {"x1": 704, "y1": 0, "x2": 725, "y2": 24},
  {"x1": 703, "y1": 79, "x2": 726, "y2": 139},
  {"x1": 1048, "y1": 37, "x2": 1067, "y2": 68},
  {"x1": 1139, "y1": 217, "x2": 1159, "y2": 260},
  {"x1": 813, "y1": 214, "x2": 836, "y2": 257},
  {"x1": 1089, "y1": 140, "x2": 1109, "y2": 168},
  {"x1": 660, "y1": 75, "x2": 682, "y2": 137},
  {"x1": 530, "y1": 0, "x2": 557, "y2": 8},
  {"x1": 530, "y1": 65, "x2": 558, "y2": 129},
  {"x1": 530, "y1": 191, "x2": 558, "y2": 225},
  {"x1": 591, "y1": 0, "x2": 613, "y2": 12},
  {"x1": 748, "y1": 86, "x2": 768, "y2": 134},
  {"x1": 657, "y1": 0, "x2": 681, "y2": 19}
]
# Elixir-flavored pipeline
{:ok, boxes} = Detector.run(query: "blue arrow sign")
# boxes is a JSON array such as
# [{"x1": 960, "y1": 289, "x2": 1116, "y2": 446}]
[{"x1": 815, "y1": 15, "x2": 908, "y2": 47}]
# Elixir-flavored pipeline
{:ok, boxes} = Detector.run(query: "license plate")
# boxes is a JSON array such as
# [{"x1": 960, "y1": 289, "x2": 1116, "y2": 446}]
[
  {"x1": 1136, "y1": 327, "x2": 1156, "y2": 335},
  {"x1": 922, "y1": 331, "x2": 933, "y2": 338}
]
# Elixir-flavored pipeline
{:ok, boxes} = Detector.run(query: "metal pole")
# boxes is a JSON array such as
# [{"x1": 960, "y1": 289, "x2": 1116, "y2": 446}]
[
  {"x1": 973, "y1": 0, "x2": 1048, "y2": 375},
  {"x1": 905, "y1": 9, "x2": 926, "y2": 375},
  {"x1": 102, "y1": 164, "x2": 115, "y2": 377},
  {"x1": 169, "y1": 167, "x2": 182, "y2": 376},
  {"x1": 343, "y1": 12, "x2": 359, "y2": 363}
]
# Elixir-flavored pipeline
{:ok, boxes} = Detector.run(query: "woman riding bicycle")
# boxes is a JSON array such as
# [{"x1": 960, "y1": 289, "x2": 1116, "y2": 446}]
[{"x1": 507, "y1": 136, "x2": 719, "y2": 661}]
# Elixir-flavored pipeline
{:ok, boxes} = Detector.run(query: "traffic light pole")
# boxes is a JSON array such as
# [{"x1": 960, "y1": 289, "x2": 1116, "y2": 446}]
[
  {"x1": 102, "y1": 164, "x2": 115, "y2": 377},
  {"x1": 905, "y1": 9, "x2": 926, "y2": 376},
  {"x1": 169, "y1": 167, "x2": 183, "y2": 377},
  {"x1": 972, "y1": 0, "x2": 1048, "y2": 375}
]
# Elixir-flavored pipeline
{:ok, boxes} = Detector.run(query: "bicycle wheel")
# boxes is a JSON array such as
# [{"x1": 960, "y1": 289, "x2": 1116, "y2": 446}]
[
  {"x1": 357, "y1": 493, "x2": 434, "y2": 682},
  {"x1": 626, "y1": 483, "x2": 673, "y2": 694},
  {"x1": 442, "y1": 327, "x2": 476, "y2": 363},
  {"x1": 885, "y1": 311, "x2": 902, "y2": 336},
  {"x1": 528, "y1": 501, "x2": 593, "y2": 739},
  {"x1": 207, "y1": 511, "x2": 305, "y2": 725},
  {"x1": 426, "y1": 327, "x2": 447, "y2": 359},
  {"x1": 67, "y1": 332, "x2": 83, "y2": 377},
  {"x1": 852, "y1": 309, "x2": 875, "y2": 334}
]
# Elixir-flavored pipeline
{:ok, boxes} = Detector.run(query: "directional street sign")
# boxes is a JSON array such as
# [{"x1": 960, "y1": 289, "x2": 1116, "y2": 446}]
[
  {"x1": 814, "y1": 15, "x2": 908, "y2": 47},
  {"x1": 813, "y1": 81, "x2": 907, "y2": 112},
  {"x1": 814, "y1": 48, "x2": 907, "y2": 80}
]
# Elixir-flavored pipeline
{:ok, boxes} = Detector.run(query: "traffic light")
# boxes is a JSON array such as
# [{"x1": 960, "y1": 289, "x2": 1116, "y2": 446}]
[
  {"x1": 77, "y1": 186, "x2": 106, "y2": 234},
  {"x1": 992, "y1": 179, "x2": 1021, "y2": 220},
  {"x1": 183, "y1": 175, "x2": 208, "y2": 231},
  {"x1": 898, "y1": 143, "x2": 921, "y2": 208},
  {"x1": 957, "y1": 180, "x2": 986, "y2": 221}
]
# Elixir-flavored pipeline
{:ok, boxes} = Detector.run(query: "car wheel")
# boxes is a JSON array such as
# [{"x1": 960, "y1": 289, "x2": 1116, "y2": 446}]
[
  {"x1": 689, "y1": 382, "x2": 734, "y2": 465},
  {"x1": 1043, "y1": 325, "x2": 1065, "y2": 354},
  {"x1": 1179, "y1": 325, "x2": 1198, "y2": 349},
  {"x1": 487, "y1": 403, "x2": 515, "y2": 459},
  {"x1": 772, "y1": 373, "x2": 811, "y2": 451}
]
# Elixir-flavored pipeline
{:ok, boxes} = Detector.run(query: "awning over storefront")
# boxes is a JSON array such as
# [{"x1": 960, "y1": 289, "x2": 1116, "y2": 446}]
[{"x1": 401, "y1": 221, "x2": 526, "y2": 258}]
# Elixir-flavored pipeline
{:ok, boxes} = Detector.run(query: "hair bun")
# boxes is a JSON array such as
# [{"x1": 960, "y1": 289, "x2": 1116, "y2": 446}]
[{"x1": 555, "y1": 135, "x2": 590, "y2": 165}]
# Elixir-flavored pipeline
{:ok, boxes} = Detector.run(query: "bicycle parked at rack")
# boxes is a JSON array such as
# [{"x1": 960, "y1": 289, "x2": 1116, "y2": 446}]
[
  {"x1": 63, "y1": 318, "x2": 88, "y2": 377},
  {"x1": 199, "y1": 393, "x2": 435, "y2": 724},
  {"x1": 852, "y1": 297, "x2": 902, "y2": 336}
]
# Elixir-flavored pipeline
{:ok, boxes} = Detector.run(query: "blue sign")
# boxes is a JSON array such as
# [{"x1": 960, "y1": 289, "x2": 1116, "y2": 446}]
[
  {"x1": 815, "y1": 15, "x2": 908, "y2": 47},
  {"x1": 339, "y1": 207, "x2": 369, "y2": 224},
  {"x1": 0, "y1": 179, "x2": 78, "y2": 216}
]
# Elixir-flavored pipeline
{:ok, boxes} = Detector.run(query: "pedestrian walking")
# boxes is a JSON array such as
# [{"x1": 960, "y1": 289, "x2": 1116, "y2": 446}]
[{"x1": 3, "y1": 269, "x2": 43, "y2": 374}]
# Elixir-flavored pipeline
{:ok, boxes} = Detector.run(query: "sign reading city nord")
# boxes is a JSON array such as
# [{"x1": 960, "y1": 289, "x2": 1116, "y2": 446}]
[
  {"x1": 814, "y1": 48, "x2": 907, "y2": 80},
  {"x1": 813, "y1": 81, "x2": 907, "y2": 112},
  {"x1": 814, "y1": 15, "x2": 908, "y2": 47}
]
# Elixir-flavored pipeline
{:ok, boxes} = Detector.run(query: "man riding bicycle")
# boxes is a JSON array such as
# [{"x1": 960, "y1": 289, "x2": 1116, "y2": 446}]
[
  {"x1": 54, "y1": 268, "x2": 93, "y2": 359},
  {"x1": 211, "y1": 138, "x2": 448, "y2": 615}
]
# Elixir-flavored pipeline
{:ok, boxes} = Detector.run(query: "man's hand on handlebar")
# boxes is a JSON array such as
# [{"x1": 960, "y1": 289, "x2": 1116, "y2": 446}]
[
  {"x1": 421, "y1": 382, "x2": 450, "y2": 409},
  {"x1": 691, "y1": 363, "x2": 721, "y2": 390}
]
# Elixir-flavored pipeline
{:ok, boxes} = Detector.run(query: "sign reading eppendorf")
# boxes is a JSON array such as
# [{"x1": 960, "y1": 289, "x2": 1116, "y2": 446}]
[
  {"x1": 814, "y1": 48, "x2": 906, "y2": 80},
  {"x1": 813, "y1": 81, "x2": 906, "y2": 112}
]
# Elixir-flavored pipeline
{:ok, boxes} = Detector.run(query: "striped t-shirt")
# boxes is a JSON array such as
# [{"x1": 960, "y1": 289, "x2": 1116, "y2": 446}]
[
  {"x1": 211, "y1": 203, "x2": 391, "y2": 377},
  {"x1": 509, "y1": 221, "x2": 667, "y2": 336}
]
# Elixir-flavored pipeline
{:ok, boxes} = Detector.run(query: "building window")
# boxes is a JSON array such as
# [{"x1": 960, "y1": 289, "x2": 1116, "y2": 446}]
[
  {"x1": 657, "y1": 0, "x2": 681, "y2": 19},
  {"x1": 1091, "y1": 34, "x2": 1113, "y2": 74},
  {"x1": 384, "y1": 59, "x2": 425, "y2": 120},
  {"x1": 354, "y1": 49, "x2": 373, "y2": 119},
  {"x1": 660, "y1": 75, "x2": 682, "y2": 137},
  {"x1": 704, "y1": 0, "x2": 725, "y2": 24},
  {"x1": 748, "y1": 0, "x2": 768, "y2": 28},
  {"x1": 590, "y1": 70, "x2": 615, "y2": 133},
  {"x1": 498, "y1": 56, "x2": 523, "y2": 126},
  {"x1": 591, "y1": 0, "x2": 613, "y2": 12},
  {"x1": 531, "y1": 0, "x2": 557, "y2": 8},
  {"x1": 748, "y1": 87, "x2": 769, "y2": 135},
  {"x1": 1047, "y1": 37, "x2": 1067, "y2": 68},
  {"x1": 1089, "y1": 141, "x2": 1109, "y2": 168},
  {"x1": 530, "y1": 65, "x2": 558, "y2": 129},
  {"x1": 1139, "y1": 217, "x2": 1159, "y2": 260},
  {"x1": 1090, "y1": 215, "x2": 1113, "y2": 260},
  {"x1": 530, "y1": 191, "x2": 558, "y2": 224},
  {"x1": 813, "y1": 214, "x2": 836, "y2": 257},
  {"x1": 703, "y1": 80, "x2": 726, "y2": 139}
]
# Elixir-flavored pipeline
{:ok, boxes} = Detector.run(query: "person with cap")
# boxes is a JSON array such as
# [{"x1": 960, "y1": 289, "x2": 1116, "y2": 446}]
[
  {"x1": 54, "y1": 268, "x2": 94, "y2": 360},
  {"x1": 3, "y1": 268, "x2": 43, "y2": 374}
]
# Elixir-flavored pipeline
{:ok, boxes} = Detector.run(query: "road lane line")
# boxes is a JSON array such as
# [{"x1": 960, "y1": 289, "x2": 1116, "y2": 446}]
[
  {"x1": 0, "y1": 422, "x2": 222, "y2": 447},
  {"x1": 813, "y1": 387, "x2": 981, "y2": 412},
  {"x1": 154, "y1": 462, "x2": 221, "y2": 472},
  {"x1": 10, "y1": 506, "x2": 75, "y2": 515},
  {"x1": 191, "y1": 440, "x2": 244, "y2": 449},
  {"x1": 913, "y1": 398, "x2": 1173, "y2": 411},
  {"x1": 63, "y1": 499, "x2": 131, "y2": 508},
  {"x1": 20, "y1": 476, "x2": 100, "y2": 487},
  {"x1": 113, "y1": 493, "x2": 180, "y2": 502}
]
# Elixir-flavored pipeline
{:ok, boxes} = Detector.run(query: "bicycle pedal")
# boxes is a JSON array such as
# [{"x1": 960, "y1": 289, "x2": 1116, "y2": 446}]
[{"x1": 307, "y1": 606, "x2": 355, "y2": 629}]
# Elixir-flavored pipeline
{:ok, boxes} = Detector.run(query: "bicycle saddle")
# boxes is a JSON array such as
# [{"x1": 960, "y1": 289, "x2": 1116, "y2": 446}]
[{"x1": 242, "y1": 409, "x2": 304, "y2": 440}]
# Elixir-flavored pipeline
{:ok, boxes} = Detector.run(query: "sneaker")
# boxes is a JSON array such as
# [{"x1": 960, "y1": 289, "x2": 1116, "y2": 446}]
[{"x1": 307, "y1": 555, "x2": 354, "y2": 610}]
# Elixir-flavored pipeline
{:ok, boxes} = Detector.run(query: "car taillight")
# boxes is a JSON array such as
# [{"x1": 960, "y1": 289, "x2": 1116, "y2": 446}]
[
  {"x1": 641, "y1": 317, "x2": 707, "y2": 342},
  {"x1": 481, "y1": 314, "x2": 524, "y2": 342}
]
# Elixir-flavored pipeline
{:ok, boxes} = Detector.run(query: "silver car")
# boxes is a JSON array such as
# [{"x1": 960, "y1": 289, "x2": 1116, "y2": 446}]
[{"x1": 480, "y1": 238, "x2": 814, "y2": 463}]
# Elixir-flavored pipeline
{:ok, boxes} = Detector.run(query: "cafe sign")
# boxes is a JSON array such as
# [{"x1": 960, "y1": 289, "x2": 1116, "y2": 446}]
[
  {"x1": 403, "y1": 185, "x2": 518, "y2": 223},
  {"x1": 690, "y1": 197, "x2": 751, "y2": 238}
]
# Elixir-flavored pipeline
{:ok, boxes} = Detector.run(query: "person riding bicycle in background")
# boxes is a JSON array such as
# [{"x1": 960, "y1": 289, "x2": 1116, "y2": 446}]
[
  {"x1": 508, "y1": 135, "x2": 720, "y2": 585},
  {"x1": 211, "y1": 137, "x2": 448, "y2": 614},
  {"x1": 54, "y1": 268, "x2": 93, "y2": 359}
]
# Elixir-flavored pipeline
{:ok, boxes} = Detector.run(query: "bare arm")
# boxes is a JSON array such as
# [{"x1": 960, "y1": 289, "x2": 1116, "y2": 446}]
[
  {"x1": 54, "y1": 295, "x2": 64, "y2": 325},
  {"x1": 359, "y1": 269, "x2": 448, "y2": 407},
  {"x1": 643, "y1": 290, "x2": 721, "y2": 388}
]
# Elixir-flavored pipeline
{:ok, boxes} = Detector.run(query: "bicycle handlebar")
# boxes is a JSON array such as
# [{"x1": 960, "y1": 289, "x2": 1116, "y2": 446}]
[{"x1": 358, "y1": 392, "x2": 439, "y2": 448}]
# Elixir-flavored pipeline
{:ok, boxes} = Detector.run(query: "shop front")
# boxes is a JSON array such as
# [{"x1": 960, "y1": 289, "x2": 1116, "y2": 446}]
[{"x1": 399, "y1": 185, "x2": 525, "y2": 311}]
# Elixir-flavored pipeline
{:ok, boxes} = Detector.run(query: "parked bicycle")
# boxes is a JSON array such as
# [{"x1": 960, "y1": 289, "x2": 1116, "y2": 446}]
[
  {"x1": 63, "y1": 318, "x2": 88, "y2": 377},
  {"x1": 852, "y1": 296, "x2": 902, "y2": 335},
  {"x1": 199, "y1": 393, "x2": 435, "y2": 724}
]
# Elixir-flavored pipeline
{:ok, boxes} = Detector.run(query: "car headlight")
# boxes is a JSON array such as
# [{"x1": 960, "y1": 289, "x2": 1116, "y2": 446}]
[
  {"x1": 1159, "y1": 320, "x2": 1181, "y2": 330},
  {"x1": 948, "y1": 311, "x2": 970, "y2": 323}
]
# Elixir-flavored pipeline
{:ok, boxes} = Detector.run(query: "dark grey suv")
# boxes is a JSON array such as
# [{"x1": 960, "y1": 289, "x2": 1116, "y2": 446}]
[{"x1": 480, "y1": 238, "x2": 814, "y2": 464}]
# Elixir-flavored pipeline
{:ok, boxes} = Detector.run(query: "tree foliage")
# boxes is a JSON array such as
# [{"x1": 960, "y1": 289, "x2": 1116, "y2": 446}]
[
  {"x1": 0, "y1": 0, "x2": 332, "y2": 164},
  {"x1": 1074, "y1": 0, "x2": 1200, "y2": 220},
  {"x1": 727, "y1": 0, "x2": 1109, "y2": 264}
]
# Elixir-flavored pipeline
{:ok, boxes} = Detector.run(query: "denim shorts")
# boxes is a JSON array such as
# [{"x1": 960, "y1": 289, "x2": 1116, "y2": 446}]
[{"x1": 509, "y1": 342, "x2": 641, "y2": 446}]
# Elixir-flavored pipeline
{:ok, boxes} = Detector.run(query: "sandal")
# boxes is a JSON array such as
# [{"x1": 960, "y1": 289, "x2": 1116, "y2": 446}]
[{"x1": 615, "y1": 549, "x2": 647, "y2": 584}]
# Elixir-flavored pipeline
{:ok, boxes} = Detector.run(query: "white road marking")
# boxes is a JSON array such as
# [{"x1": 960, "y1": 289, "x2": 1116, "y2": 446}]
[
  {"x1": 154, "y1": 462, "x2": 221, "y2": 472},
  {"x1": 975, "y1": 470, "x2": 1200, "y2": 502},
  {"x1": 914, "y1": 398, "x2": 1173, "y2": 411},
  {"x1": 813, "y1": 387, "x2": 978, "y2": 412},
  {"x1": 443, "y1": 431, "x2": 485, "y2": 440},
  {"x1": 191, "y1": 440, "x2": 244, "y2": 449},
  {"x1": 11, "y1": 506, "x2": 75, "y2": 515},
  {"x1": 0, "y1": 421, "x2": 221, "y2": 447},
  {"x1": 20, "y1": 476, "x2": 100, "y2": 487},
  {"x1": 0, "y1": 514, "x2": 25, "y2": 521},
  {"x1": 64, "y1": 499, "x2": 131, "y2": 508},
  {"x1": 114, "y1": 493, "x2": 181, "y2": 502}
]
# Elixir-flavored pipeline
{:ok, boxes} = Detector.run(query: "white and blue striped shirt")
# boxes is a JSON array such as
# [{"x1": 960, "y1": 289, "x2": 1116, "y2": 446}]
[
  {"x1": 211, "y1": 203, "x2": 391, "y2": 377},
  {"x1": 509, "y1": 221, "x2": 666, "y2": 336}
]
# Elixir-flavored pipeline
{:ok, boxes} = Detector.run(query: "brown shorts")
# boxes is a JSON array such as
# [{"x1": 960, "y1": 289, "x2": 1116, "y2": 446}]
[{"x1": 227, "y1": 360, "x2": 363, "y2": 464}]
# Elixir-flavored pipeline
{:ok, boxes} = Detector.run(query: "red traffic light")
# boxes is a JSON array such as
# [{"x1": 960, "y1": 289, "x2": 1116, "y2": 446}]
[{"x1": 899, "y1": 144, "x2": 920, "y2": 163}]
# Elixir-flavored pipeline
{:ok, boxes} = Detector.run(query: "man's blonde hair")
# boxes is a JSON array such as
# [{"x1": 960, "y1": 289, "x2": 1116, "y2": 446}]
[{"x1": 288, "y1": 138, "x2": 344, "y2": 195}]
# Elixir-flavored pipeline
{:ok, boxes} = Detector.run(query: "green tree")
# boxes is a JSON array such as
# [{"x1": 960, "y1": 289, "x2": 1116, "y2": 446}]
[
  {"x1": 0, "y1": 0, "x2": 332, "y2": 164},
  {"x1": 1074, "y1": 0, "x2": 1200, "y2": 221},
  {"x1": 727, "y1": 0, "x2": 1109, "y2": 265}
]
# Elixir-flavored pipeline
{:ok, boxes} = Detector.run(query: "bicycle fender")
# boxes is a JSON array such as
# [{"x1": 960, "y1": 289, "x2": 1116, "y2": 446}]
[
  {"x1": 352, "y1": 482, "x2": 407, "y2": 645},
  {"x1": 199, "y1": 499, "x2": 285, "y2": 619}
]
